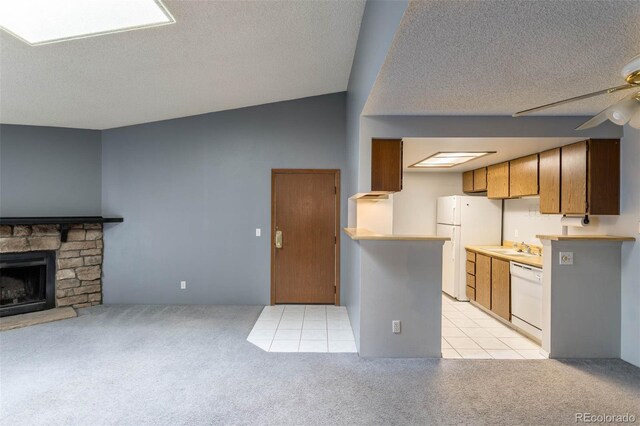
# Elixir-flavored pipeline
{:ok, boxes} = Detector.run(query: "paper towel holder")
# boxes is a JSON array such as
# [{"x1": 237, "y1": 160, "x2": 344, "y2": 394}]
[{"x1": 561, "y1": 215, "x2": 590, "y2": 235}]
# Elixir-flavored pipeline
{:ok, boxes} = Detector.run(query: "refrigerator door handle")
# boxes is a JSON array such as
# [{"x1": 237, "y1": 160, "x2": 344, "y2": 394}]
[{"x1": 451, "y1": 227, "x2": 456, "y2": 261}]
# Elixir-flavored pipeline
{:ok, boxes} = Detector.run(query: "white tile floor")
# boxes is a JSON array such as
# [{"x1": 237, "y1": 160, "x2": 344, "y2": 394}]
[
  {"x1": 442, "y1": 294, "x2": 547, "y2": 359},
  {"x1": 247, "y1": 305, "x2": 357, "y2": 353}
]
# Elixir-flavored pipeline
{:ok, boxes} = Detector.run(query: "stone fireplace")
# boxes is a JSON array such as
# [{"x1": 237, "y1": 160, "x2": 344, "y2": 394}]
[{"x1": 0, "y1": 223, "x2": 104, "y2": 315}]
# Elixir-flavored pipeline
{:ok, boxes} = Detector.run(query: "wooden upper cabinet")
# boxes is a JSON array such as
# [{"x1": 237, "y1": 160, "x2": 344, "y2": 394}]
[
  {"x1": 487, "y1": 162, "x2": 510, "y2": 199},
  {"x1": 473, "y1": 168, "x2": 487, "y2": 191},
  {"x1": 561, "y1": 141, "x2": 587, "y2": 214},
  {"x1": 475, "y1": 254, "x2": 492, "y2": 310},
  {"x1": 463, "y1": 171, "x2": 474, "y2": 193},
  {"x1": 463, "y1": 168, "x2": 487, "y2": 193},
  {"x1": 509, "y1": 154, "x2": 539, "y2": 197},
  {"x1": 491, "y1": 258, "x2": 510, "y2": 321},
  {"x1": 371, "y1": 139, "x2": 403, "y2": 192},
  {"x1": 561, "y1": 139, "x2": 620, "y2": 215},
  {"x1": 539, "y1": 148, "x2": 561, "y2": 214}
]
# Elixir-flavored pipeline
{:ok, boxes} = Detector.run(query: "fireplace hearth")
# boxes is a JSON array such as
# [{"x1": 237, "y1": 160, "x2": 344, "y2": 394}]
[{"x1": 0, "y1": 251, "x2": 55, "y2": 317}]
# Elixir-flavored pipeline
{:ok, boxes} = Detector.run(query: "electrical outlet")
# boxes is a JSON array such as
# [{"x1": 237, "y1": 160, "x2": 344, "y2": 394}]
[
  {"x1": 559, "y1": 252, "x2": 573, "y2": 265},
  {"x1": 392, "y1": 320, "x2": 401, "y2": 334},
  {"x1": 180, "y1": 281, "x2": 187, "y2": 289},
  {"x1": 514, "y1": 229, "x2": 519, "y2": 238},
  {"x1": 256, "y1": 228, "x2": 261, "y2": 237}
]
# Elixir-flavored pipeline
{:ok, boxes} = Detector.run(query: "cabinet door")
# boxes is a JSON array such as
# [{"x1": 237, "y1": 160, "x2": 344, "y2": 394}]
[
  {"x1": 463, "y1": 171, "x2": 474, "y2": 193},
  {"x1": 509, "y1": 154, "x2": 539, "y2": 197},
  {"x1": 539, "y1": 148, "x2": 561, "y2": 214},
  {"x1": 587, "y1": 139, "x2": 620, "y2": 215},
  {"x1": 475, "y1": 254, "x2": 491, "y2": 310},
  {"x1": 487, "y1": 162, "x2": 510, "y2": 199},
  {"x1": 473, "y1": 168, "x2": 487, "y2": 191},
  {"x1": 561, "y1": 141, "x2": 587, "y2": 214},
  {"x1": 491, "y1": 258, "x2": 510, "y2": 321},
  {"x1": 371, "y1": 139, "x2": 403, "y2": 192}
]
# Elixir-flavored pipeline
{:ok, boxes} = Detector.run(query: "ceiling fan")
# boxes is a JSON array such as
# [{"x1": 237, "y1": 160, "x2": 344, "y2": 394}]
[{"x1": 513, "y1": 54, "x2": 640, "y2": 130}]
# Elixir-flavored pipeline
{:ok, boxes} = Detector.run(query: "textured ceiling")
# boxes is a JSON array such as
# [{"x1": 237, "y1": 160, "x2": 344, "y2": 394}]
[
  {"x1": 403, "y1": 137, "x2": 583, "y2": 173},
  {"x1": 365, "y1": 0, "x2": 640, "y2": 116},
  {"x1": 0, "y1": 0, "x2": 364, "y2": 129}
]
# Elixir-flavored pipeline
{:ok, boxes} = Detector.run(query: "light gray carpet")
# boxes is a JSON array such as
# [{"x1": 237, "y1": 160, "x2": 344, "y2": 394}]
[{"x1": 1, "y1": 305, "x2": 639, "y2": 425}]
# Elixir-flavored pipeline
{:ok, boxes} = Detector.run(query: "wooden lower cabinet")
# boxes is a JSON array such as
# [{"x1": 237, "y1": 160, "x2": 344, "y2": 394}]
[
  {"x1": 491, "y1": 258, "x2": 510, "y2": 321},
  {"x1": 475, "y1": 254, "x2": 491, "y2": 310},
  {"x1": 466, "y1": 285, "x2": 476, "y2": 301},
  {"x1": 466, "y1": 273, "x2": 475, "y2": 289}
]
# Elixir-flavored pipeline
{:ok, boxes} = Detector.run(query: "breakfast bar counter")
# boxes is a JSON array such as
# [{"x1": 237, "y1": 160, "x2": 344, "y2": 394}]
[{"x1": 344, "y1": 228, "x2": 449, "y2": 358}]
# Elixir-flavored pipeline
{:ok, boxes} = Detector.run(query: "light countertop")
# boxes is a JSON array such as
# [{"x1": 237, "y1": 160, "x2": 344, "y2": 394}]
[
  {"x1": 343, "y1": 228, "x2": 450, "y2": 242},
  {"x1": 466, "y1": 245, "x2": 543, "y2": 269},
  {"x1": 536, "y1": 235, "x2": 636, "y2": 242}
]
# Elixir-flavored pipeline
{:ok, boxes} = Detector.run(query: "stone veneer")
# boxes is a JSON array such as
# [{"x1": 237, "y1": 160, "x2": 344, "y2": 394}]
[{"x1": 0, "y1": 224, "x2": 103, "y2": 308}]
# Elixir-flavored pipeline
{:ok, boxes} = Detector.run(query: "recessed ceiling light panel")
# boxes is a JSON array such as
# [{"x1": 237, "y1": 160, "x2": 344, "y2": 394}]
[
  {"x1": 410, "y1": 151, "x2": 496, "y2": 169},
  {"x1": 0, "y1": 0, "x2": 175, "y2": 46}
]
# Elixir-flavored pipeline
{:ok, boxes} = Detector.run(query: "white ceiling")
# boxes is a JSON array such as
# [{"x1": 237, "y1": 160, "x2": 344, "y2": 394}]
[
  {"x1": 365, "y1": 0, "x2": 640, "y2": 116},
  {"x1": 0, "y1": 0, "x2": 364, "y2": 130},
  {"x1": 403, "y1": 137, "x2": 584, "y2": 173}
]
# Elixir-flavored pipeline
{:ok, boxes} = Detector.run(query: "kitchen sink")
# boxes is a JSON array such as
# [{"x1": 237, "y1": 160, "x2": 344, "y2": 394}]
[{"x1": 487, "y1": 248, "x2": 538, "y2": 257}]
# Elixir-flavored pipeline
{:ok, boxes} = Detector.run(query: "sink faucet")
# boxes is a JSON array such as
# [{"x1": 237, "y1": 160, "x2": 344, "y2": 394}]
[{"x1": 519, "y1": 242, "x2": 533, "y2": 254}]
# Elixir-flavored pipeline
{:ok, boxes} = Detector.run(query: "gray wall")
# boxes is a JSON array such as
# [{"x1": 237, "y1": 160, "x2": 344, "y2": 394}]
[
  {"x1": 0, "y1": 124, "x2": 102, "y2": 216},
  {"x1": 344, "y1": 0, "x2": 409, "y2": 349},
  {"x1": 101, "y1": 93, "x2": 347, "y2": 305}
]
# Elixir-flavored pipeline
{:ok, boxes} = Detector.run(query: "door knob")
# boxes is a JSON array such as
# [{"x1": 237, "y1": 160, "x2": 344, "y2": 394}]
[{"x1": 275, "y1": 230, "x2": 283, "y2": 248}]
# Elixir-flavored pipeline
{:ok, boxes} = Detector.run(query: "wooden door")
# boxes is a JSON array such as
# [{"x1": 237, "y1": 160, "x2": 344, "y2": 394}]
[
  {"x1": 475, "y1": 254, "x2": 491, "y2": 310},
  {"x1": 473, "y1": 168, "x2": 487, "y2": 191},
  {"x1": 271, "y1": 170, "x2": 340, "y2": 304},
  {"x1": 539, "y1": 148, "x2": 561, "y2": 214},
  {"x1": 509, "y1": 154, "x2": 539, "y2": 197},
  {"x1": 561, "y1": 141, "x2": 587, "y2": 214},
  {"x1": 371, "y1": 139, "x2": 403, "y2": 192},
  {"x1": 487, "y1": 162, "x2": 509, "y2": 199},
  {"x1": 491, "y1": 258, "x2": 510, "y2": 321}
]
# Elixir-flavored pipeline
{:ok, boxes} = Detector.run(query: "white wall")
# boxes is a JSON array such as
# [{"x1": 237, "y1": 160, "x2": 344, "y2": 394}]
[
  {"x1": 393, "y1": 172, "x2": 463, "y2": 234},
  {"x1": 503, "y1": 198, "x2": 562, "y2": 245}
]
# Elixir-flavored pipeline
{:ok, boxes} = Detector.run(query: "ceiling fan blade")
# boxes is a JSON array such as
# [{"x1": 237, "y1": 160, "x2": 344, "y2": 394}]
[
  {"x1": 512, "y1": 84, "x2": 637, "y2": 117},
  {"x1": 575, "y1": 107, "x2": 611, "y2": 130}
]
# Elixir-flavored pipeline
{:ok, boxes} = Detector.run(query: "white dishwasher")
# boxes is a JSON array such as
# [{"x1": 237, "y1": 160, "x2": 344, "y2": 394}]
[{"x1": 510, "y1": 262, "x2": 543, "y2": 340}]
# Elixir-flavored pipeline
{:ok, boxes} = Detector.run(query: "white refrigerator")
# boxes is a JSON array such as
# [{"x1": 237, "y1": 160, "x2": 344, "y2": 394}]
[{"x1": 437, "y1": 196, "x2": 502, "y2": 301}]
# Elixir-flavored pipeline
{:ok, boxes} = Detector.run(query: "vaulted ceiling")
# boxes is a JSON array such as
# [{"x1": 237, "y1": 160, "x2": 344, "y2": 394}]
[
  {"x1": 364, "y1": 0, "x2": 640, "y2": 116},
  {"x1": 0, "y1": 1, "x2": 365, "y2": 129},
  {"x1": 2, "y1": 0, "x2": 639, "y2": 130}
]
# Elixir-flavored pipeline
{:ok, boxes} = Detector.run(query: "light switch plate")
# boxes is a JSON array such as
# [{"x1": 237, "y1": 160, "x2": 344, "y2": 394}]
[
  {"x1": 256, "y1": 228, "x2": 261, "y2": 237},
  {"x1": 180, "y1": 281, "x2": 187, "y2": 289},
  {"x1": 559, "y1": 252, "x2": 573, "y2": 265}
]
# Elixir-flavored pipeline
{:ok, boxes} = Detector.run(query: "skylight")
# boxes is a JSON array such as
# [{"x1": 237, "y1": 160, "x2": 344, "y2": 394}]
[
  {"x1": 410, "y1": 152, "x2": 495, "y2": 169},
  {"x1": 0, "y1": 0, "x2": 175, "y2": 46}
]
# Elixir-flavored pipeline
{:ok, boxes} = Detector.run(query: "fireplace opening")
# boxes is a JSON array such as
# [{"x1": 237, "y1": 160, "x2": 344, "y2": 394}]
[{"x1": 0, "y1": 251, "x2": 55, "y2": 317}]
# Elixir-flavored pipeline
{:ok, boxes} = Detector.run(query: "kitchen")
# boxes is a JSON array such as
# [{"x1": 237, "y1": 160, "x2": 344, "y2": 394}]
[{"x1": 347, "y1": 136, "x2": 635, "y2": 359}]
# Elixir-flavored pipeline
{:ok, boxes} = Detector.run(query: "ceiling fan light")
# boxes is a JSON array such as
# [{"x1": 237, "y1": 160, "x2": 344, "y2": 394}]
[{"x1": 605, "y1": 95, "x2": 640, "y2": 125}]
